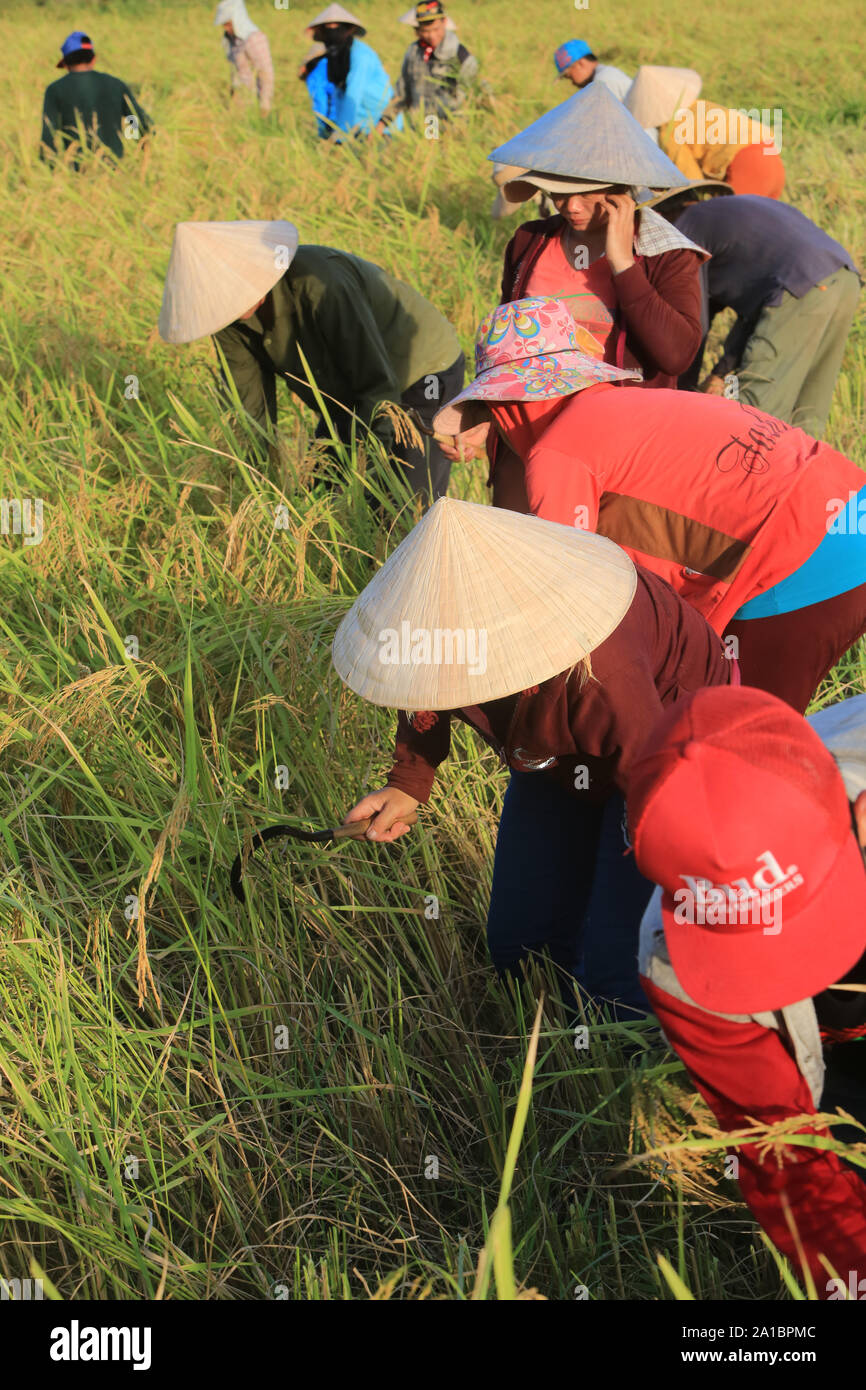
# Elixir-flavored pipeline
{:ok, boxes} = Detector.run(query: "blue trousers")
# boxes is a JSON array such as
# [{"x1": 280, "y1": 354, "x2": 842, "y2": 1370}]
[{"x1": 486, "y1": 771, "x2": 654, "y2": 1015}]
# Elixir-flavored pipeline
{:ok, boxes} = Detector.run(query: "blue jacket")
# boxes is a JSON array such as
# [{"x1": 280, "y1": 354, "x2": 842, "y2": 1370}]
[{"x1": 305, "y1": 39, "x2": 401, "y2": 138}]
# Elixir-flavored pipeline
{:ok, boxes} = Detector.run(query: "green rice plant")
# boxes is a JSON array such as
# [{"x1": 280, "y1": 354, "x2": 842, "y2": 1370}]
[{"x1": 0, "y1": 0, "x2": 864, "y2": 1302}]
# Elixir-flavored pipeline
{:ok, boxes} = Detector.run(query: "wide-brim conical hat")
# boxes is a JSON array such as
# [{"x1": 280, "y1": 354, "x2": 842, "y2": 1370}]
[
  {"x1": 490, "y1": 161, "x2": 532, "y2": 218},
  {"x1": 489, "y1": 81, "x2": 684, "y2": 190},
  {"x1": 158, "y1": 220, "x2": 299, "y2": 344},
  {"x1": 306, "y1": 3, "x2": 366, "y2": 34},
  {"x1": 636, "y1": 178, "x2": 734, "y2": 209},
  {"x1": 625, "y1": 66, "x2": 702, "y2": 130},
  {"x1": 502, "y1": 170, "x2": 635, "y2": 207},
  {"x1": 332, "y1": 498, "x2": 637, "y2": 710}
]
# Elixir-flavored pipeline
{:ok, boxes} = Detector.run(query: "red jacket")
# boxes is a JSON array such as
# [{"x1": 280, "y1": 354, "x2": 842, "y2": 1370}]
[
  {"x1": 642, "y1": 977, "x2": 866, "y2": 1295},
  {"x1": 501, "y1": 214, "x2": 705, "y2": 388},
  {"x1": 515, "y1": 383, "x2": 865, "y2": 633}
]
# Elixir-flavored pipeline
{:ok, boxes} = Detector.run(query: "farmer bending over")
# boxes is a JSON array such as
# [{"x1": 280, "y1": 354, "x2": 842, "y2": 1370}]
[
  {"x1": 629, "y1": 685, "x2": 866, "y2": 1297},
  {"x1": 656, "y1": 189, "x2": 861, "y2": 438},
  {"x1": 333, "y1": 498, "x2": 739, "y2": 1015},
  {"x1": 434, "y1": 297, "x2": 866, "y2": 714},
  {"x1": 158, "y1": 218, "x2": 463, "y2": 503}
]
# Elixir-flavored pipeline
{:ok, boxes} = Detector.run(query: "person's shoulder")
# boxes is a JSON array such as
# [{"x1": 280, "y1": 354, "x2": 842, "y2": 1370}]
[
  {"x1": 507, "y1": 213, "x2": 562, "y2": 247},
  {"x1": 352, "y1": 38, "x2": 379, "y2": 61},
  {"x1": 92, "y1": 69, "x2": 126, "y2": 88},
  {"x1": 291, "y1": 245, "x2": 358, "y2": 290},
  {"x1": 43, "y1": 75, "x2": 67, "y2": 98},
  {"x1": 436, "y1": 32, "x2": 468, "y2": 61}
]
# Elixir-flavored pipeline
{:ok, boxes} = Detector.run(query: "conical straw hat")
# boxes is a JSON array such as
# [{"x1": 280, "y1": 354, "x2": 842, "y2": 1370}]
[
  {"x1": 306, "y1": 4, "x2": 366, "y2": 33},
  {"x1": 489, "y1": 81, "x2": 683, "y2": 190},
  {"x1": 636, "y1": 178, "x2": 734, "y2": 209},
  {"x1": 625, "y1": 66, "x2": 702, "y2": 130},
  {"x1": 158, "y1": 220, "x2": 299, "y2": 344},
  {"x1": 332, "y1": 498, "x2": 637, "y2": 710}
]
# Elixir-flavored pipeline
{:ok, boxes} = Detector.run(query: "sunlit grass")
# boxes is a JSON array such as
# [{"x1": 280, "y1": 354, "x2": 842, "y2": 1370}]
[{"x1": 1, "y1": 0, "x2": 864, "y2": 1300}]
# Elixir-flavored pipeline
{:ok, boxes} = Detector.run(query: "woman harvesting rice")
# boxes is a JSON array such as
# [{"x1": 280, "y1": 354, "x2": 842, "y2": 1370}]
[
  {"x1": 450, "y1": 82, "x2": 713, "y2": 508},
  {"x1": 332, "y1": 497, "x2": 738, "y2": 1013},
  {"x1": 435, "y1": 297, "x2": 866, "y2": 715},
  {"x1": 627, "y1": 685, "x2": 866, "y2": 1295},
  {"x1": 625, "y1": 65, "x2": 786, "y2": 199},
  {"x1": 490, "y1": 84, "x2": 709, "y2": 389},
  {"x1": 301, "y1": 5, "x2": 398, "y2": 140},
  {"x1": 214, "y1": 0, "x2": 274, "y2": 118}
]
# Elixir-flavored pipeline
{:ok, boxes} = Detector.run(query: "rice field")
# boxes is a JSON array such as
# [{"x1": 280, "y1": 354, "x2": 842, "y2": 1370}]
[{"x1": 2, "y1": 0, "x2": 866, "y2": 1303}]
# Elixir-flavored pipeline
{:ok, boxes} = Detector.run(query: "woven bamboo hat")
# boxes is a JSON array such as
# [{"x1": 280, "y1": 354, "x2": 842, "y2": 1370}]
[
  {"x1": 636, "y1": 178, "x2": 733, "y2": 209},
  {"x1": 306, "y1": 4, "x2": 366, "y2": 34},
  {"x1": 489, "y1": 81, "x2": 683, "y2": 199},
  {"x1": 625, "y1": 66, "x2": 702, "y2": 130},
  {"x1": 332, "y1": 498, "x2": 637, "y2": 710},
  {"x1": 158, "y1": 219, "x2": 299, "y2": 344}
]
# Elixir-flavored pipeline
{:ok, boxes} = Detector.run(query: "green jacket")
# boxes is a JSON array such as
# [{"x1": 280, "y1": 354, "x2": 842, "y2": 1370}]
[
  {"x1": 214, "y1": 245, "x2": 460, "y2": 456},
  {"x1": 41, "y1": 70, "x2": 152, "y2": 164}
]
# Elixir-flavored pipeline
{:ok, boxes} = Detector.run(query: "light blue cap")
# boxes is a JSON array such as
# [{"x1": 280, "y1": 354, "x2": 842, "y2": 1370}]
[{"x1": 553, "y1": 40, "x2": 592, "y2": 75}]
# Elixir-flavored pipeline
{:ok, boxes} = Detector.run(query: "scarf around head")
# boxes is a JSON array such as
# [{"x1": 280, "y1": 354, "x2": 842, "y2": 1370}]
[
  {"x1": 215, "y1": 0, "x2": 259, "y2": 41},
  {"x1": 320, "y1": 24, "x2": 355, "y2": 89}
]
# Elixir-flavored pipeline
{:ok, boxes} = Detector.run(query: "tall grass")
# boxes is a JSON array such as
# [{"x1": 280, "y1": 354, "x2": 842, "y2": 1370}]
[{"x1": 1, "y1": 0, "x2": 865, "y2": 1300}]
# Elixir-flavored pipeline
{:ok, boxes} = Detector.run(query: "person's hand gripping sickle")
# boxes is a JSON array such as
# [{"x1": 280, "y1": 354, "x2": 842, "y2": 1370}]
[{"x1": 342, "y1": 786, "x2": 420, "y2": 842}]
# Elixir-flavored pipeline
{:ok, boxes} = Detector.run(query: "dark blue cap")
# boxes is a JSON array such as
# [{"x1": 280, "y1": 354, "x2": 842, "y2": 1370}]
[{"x1": 57, "y1": 32, "x2": 95, "y2": 67}]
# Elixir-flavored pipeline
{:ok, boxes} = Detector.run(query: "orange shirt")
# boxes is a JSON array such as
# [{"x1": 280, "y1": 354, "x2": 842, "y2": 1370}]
[
  {"x1": 524, "y1": 233, "x2": 640, "y2": 369},
  {"x1": 518, "y1": 384, "x2": 865, "y2": 633}
]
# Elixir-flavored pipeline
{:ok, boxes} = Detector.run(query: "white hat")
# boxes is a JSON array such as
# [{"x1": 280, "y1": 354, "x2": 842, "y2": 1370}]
[
  {"x1": 307, "y1": 3, "x2": 366, "y2": 33},
  {"x1": 489, "y1": 81, "x2": 685, "y2": 194},
  {"x1": 214, "y1": 1, "x2": 259, "y2": 40},
  {"x1": 158, "y1": 219, "x2": 299, "y2": 345},
  {"x1": 625, "y1": 66, "x2": 702, "y2": 130},
  {"x1": 332, "y1": 498, "x2": 637, "y2": 710}
]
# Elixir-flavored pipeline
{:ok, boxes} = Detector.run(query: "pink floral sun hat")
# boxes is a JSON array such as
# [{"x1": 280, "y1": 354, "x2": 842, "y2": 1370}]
[{"x1": 433, "y1": 297, "x2": 643, "y2": 434}]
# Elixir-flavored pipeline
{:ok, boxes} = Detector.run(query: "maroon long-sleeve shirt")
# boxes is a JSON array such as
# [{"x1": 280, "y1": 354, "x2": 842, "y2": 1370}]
[
  {"x1": 386, "y1": 567, "x2": 735, "y2": 804},
  {"x1": 501, "y1": 214, "x2": 705, "y2": 388}
]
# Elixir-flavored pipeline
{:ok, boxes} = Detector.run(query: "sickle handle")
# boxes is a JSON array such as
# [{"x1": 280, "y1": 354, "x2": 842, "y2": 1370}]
[{"x1": 332, "y1": 811, "x2": 419, "y2": 840}]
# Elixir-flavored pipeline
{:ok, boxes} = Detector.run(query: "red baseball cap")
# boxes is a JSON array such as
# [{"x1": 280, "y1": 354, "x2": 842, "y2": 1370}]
[{"x1": 627, "y1": 686, "x2": 866, "y2": 1015}]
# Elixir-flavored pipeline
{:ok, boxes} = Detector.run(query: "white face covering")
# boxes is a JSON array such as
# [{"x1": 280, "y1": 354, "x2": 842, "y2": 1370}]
[{"x1": 214, "y1": 0, "x2": 259, "y2": 41}]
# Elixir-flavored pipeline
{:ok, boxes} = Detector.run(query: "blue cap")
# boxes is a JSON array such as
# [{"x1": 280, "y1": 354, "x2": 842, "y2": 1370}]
[
  {"x1": 554, "y1": 40, "x2": 593, "y2": 75},
  {"x1": 57, "y1": 32, "x2": 95, "y2": 67}
]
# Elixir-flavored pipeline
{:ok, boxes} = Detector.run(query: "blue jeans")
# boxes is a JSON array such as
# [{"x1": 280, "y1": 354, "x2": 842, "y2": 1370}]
[{"x1": 486, "y1": 770, "x2": 654, "y2": 1015}]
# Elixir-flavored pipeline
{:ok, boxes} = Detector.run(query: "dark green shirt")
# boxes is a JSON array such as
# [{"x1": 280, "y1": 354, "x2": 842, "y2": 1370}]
[
  {"x1": 41, "y1": 70, "x2": 152, "y2": 163},
  {"x1": 214, "y1": 245, "x2": 460, "y2": 455}
]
